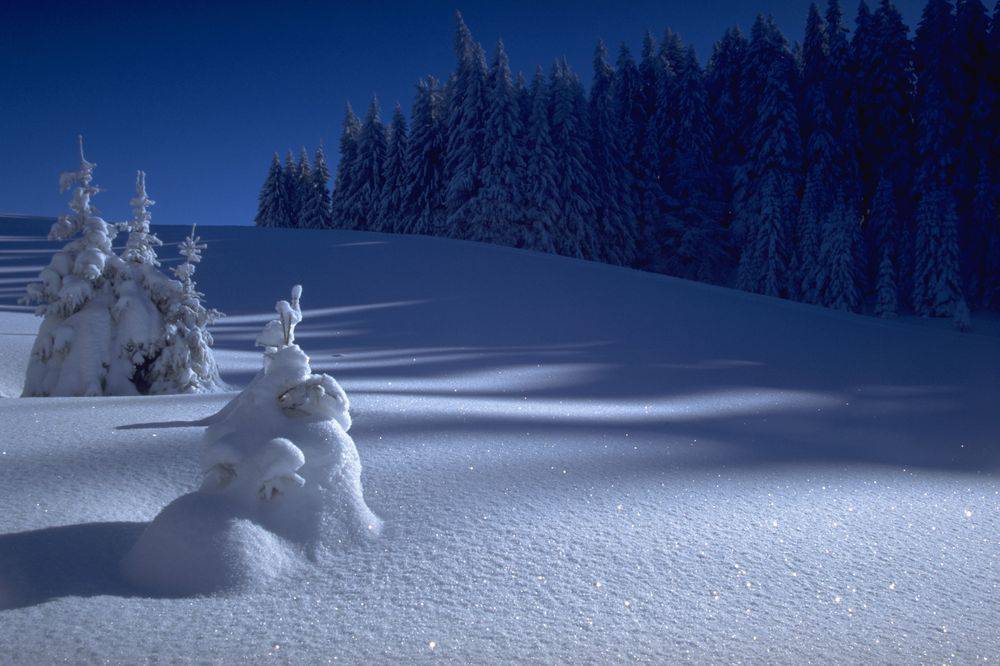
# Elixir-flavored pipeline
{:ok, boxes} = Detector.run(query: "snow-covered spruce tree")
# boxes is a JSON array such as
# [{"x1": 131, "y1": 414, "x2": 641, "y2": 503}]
[
  {"x1": 299, "y1": 146, "x2": 333, "y2": 230},
  {"x1": 658, "y1": 46, "x2": 727, "y2": 283},
  {"x1": 874, "y1": 248, "x2": 899, "y2": 317},
  {"x1": 443, "y1": 12, "x2": 488, "y2": 239},
  {"x1": 22, "y1": 136, "x2": 124, "y2": 396},
  {"x1": 911, "y1": 0, "x2": 964, "y2": 318},
  {"x1": 463, "y1": 40, "x2": 524, "y2": 246},
  {"x1": 797, "y1": 3, "x2": 837, "y2": 303},
  {"x1": 292, "y1": 147, "x2": 314, "y2": 228},
  {"x1": 548, "y1": 58, "x2": 599, "y2": 260},
  {"x1": 519, "y1": 67, "x2": 560, "y2": 253},
  {"x1": 146, "y1": 225, "x2": 224, "y2": 394},
  {"x1": 123, "y1": 285, "x2": 380, "y2": 595},
  {"x1": 589, "y1": 41, "x2": 637, "y2": 267},
  {"x1": 400, "y1": 77, "x2": 446, "y2": 236},
  {"x1": 735, "y1": 17, "x2": 802, "y2": 299},
  {"x1": 254, "y1": 153, "x2": 292, "y2": 228},
  {"x1": 856, "y1": 0, "x2": 914, "y2": 233},
  {"x1": 954, "y1": 0, "x2": 993, "y2": 298},
  {"x1": 818, "y1": 195, "x2": 863, "y2": 312},
  {"x1": 377, "y1": 103, "x2": 409, "y2": 233},
  {"x1": 707, "y1": 26, "x2": 749, "y2": 256},
  {"x1": 343, "y1": 96, "x2": 388, "y2": 231},
  {"x1": 23, "y1": 140, "x2": 223, "y2": 396},
  {"x1": 107, "y1": 170, "x2": 167, "y2": 394},
  {"x1": 870, "y1": 174, "x2": 900, "y2": 316},
  {"x1": 330, "y1": 103, "x2": 361, "y2": 228},
  {"x1": 281, "y1": 150, "x2": 300, "y2": 228}
]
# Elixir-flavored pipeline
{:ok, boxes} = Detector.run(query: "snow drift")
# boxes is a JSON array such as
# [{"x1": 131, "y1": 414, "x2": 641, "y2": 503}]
[{"x1": 1, "y1": 221, "x2": 998, "y2": 663}]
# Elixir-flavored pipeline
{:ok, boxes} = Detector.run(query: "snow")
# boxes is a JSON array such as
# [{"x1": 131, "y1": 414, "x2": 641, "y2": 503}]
[{"x1": 1, "y1": 220, "x2": 999, "y2": 662}]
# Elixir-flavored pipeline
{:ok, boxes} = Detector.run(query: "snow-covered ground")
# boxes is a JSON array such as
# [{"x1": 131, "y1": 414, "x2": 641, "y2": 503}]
[{"x1": 1, "y1": 219, "x2": 998, "y2": 663}]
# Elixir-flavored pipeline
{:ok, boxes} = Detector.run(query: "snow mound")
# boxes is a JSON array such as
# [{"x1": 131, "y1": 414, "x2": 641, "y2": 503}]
[
  {"x1": 120, "y1": 492, "x2": 298, "y2": 596},
  {"x1": 122, "y1": 286, "x2": 380, "y2": 595}
]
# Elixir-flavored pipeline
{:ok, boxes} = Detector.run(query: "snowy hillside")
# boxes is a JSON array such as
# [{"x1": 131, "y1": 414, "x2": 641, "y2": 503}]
[{"x1": 1, "y1": 220, "x2": 998, "y2": 663}]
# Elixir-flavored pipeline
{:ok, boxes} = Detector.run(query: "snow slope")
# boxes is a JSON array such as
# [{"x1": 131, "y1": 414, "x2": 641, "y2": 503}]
[{"x1": 1, "y1": 220, "x2": 998, "y2": 663}]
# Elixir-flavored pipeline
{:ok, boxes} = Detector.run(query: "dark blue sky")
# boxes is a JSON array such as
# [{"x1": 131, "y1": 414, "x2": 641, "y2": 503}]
[{"x1": 1, "y1": 0, "x2": 924, "y2": 227}]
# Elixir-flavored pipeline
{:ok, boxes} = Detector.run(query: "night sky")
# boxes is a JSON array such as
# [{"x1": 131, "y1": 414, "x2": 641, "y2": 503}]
[{"x1": 1, "y1": 0, "x2": 925, "y2": 227}]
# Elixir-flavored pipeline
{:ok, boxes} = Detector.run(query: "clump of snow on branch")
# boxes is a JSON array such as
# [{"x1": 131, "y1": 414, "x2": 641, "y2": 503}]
[
  {"x1": 122, "y1": 286, "x2": 379, "y2": 595},
  {"x1": 21, "y1": 138, "x2": 223, "y2": 396}
]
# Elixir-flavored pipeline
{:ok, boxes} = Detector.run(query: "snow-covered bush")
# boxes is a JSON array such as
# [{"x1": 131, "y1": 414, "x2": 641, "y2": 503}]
[
  {"x1": 122, "y1": 286, "x2": 380, "y2": 595},
  {"x1": 22, "y1": 138, "x2": 223, "y2": 396}
]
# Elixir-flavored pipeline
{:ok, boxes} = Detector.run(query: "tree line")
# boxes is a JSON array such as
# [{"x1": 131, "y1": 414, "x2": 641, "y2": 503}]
[{"x1": 255, "y1": 0, "x2": 999, "y2": 326}]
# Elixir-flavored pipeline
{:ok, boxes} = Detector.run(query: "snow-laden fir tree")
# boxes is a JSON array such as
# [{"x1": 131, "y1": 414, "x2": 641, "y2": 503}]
[
  {"x1": 299, "y1": 145, "x2": 332, "y2": 230},
  {"x1": 911, "y1": 0, "x2": 964, "y2": 318},
  {"x1": 343, "y1": 96, "x2": 388, "y2": 231},
  {"x1": 22, "y1": 136, "x2": 124, "y2": 396},
  {"x1": 331, "y1": 104, "x2": 361, "y2": 228},
  {"x1": 254, "y1": 153, "x2": 292, "y2": 228},
  {"x1": 146, "y1": 225, "x2": 224, "y2": 394},
  {"x1": 291, "y1": 148, "x2": 313, "y2": 228},
  {"x1": 377, "y1": 104, "x2": 409, "y2": 233},
  {"x1": 707, "y1": 27, "x2": 749, "y2": 241},
  {"x1": 444, "y1": 11, "x2": 488, "y2": 238},
  {"x1": 23, "y1": 140, "x2": 223, "y2": 396},
  {"x1": 589, "y1": 40, "x2": 637, "y2": 267},
  {"x1": 548, "y1": 58, "x2": 599, "y2": 260},
  {"x1": 870, "y1": 175, "x2": 900, "y2": 316},
  {"x1": 735, "y1": 16, "x2": 801, "y2": 298},
  {"x1": 817, "y1": 194, "x2": 863, "y2": 311},
  {"x1": 123, "y1": 285, "x2": 379, "y2": 595},
  {"x1": 400, "y1": 77, "x2": 446, "y2": 235},
  {"x1": 518, "y1": 67, "x2": 560, "y2": 253},
  {"x1": 797, "y1": 3, "x2": 838, "y2": 303},
  {"x1": 282, "y1": 150, "x2": 300, "y2": 228},
  {"x1": 657, "y1": 46, "x2": 727, "y2": 283},
  {"x1": 123, "y1": 170, "x2": 163, "y2": 265},
  {"x1": 464, "y1": 40, "x2": 524, "y2": 246}
]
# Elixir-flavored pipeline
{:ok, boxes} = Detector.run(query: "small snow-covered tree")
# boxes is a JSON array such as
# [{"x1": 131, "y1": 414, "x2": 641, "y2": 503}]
[
  {"x1": 146, "y1": 225, "x2": 224, "y2": 394},
  {"x1": 22, "y1": 136, "x2": 123, "y2": 396},
  {"x1": 23, "y1": 139, "x2": 225, "y2": 397}
]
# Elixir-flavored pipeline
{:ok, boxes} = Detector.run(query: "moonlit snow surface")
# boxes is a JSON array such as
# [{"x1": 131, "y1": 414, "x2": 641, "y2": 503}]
[{"x1": 1, "y1": 221, "x2": 998, "y2": 663}]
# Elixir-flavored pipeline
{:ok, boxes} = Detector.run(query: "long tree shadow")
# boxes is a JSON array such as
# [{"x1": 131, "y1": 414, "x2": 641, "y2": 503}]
[{"x1": 0, "y1": 521, "x2": 147, "y2": 611}]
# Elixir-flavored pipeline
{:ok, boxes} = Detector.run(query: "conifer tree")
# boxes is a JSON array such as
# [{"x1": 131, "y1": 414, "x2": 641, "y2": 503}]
[
  {"x1": 911, "y1": 0, "x2": 964, "y2": 317},
  {"x1": 283, "y1": 150, "x2": 299, "y2": 227},
  {"x1": 147, "y1": 225, "x2": 224, "y2": 394},
  {"x1": 254, "y1": 153, "x2": 291, "y2": 228},
  {"x1": 735, "y1": 16, "x2": 802, "y2": 298},
  {"x1": 378, "y1": 104, "x2": 410, "y2": 233},
  {"x1": 589, "y1": 40, "x2": 637, "y2": 266},
  {"x1": 124, "y1": 170, "x2": 163, "y2": 265},
  {"x1": 818, "y1": 195, "x2": 863, "y2": 311},
  {"x1": 519, "y1": 67, "x2": 560, "y2": 253},
  {"x1": 548, "y1": 59, "x2": 599, "y2": 259},
  {"x1": 312, "y1": 145, "x2": 333, "y2": 229},
  {"x1": 331, "y1": 104, "x2": 361, "y2": 228},
  {"x1": 345, "y1": 96, "x2": 388, "y2": 230},
  {"x1": 658, "y1": 46, "x2": 727, "y2": 282},
  {"x1": 401, "y1": 77, "x2": 446, "y2": 235},
  {"x1": 465, "y1": 40, "x2": 525, "y2": 246},
  {"x1": 444, "y1": 11, "x2": 488, "y2": 237},
  {"x1": 798, "y1": 4, "x2": 838, "y2": 301},
  {"x1": 707, "y1": 27, "x2": 748, "y2": 247},
  {"x1": 869, "y1": 174, "x2": 900, "y2": 314}
]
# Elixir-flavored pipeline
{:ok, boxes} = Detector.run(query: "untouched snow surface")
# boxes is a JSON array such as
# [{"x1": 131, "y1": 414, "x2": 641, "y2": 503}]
[{"x1": 1, "y1": 220, "x2": 999, "y2": 663}]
